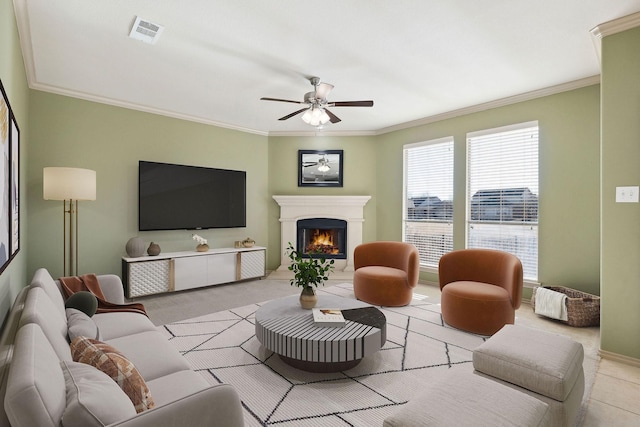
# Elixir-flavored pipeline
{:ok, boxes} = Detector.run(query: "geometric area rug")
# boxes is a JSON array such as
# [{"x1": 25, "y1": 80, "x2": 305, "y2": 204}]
[{"x1": 159, "y1": 283, "x2": 489, "y2": 426}]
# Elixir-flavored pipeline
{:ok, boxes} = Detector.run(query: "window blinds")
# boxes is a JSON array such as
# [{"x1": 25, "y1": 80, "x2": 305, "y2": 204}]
[
  {"x1": 403, "y1": 137, "x2": 454, "y2": 268},
  {"x1": 467, "y1": 122, "x2": 539, "y2": 280}
]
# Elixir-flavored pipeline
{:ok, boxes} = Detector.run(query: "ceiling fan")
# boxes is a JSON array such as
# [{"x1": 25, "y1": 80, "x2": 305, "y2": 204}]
[{"x1": 260, "y1": 77, "x2": 374, "y2": 126}]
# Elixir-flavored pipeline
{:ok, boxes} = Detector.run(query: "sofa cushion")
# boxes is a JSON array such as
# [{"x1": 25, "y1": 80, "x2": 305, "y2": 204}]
[
  {"x1": 70, "y1": 336, "x2": 155, "y2": 413},
  {"x1": 5, "y1": 324, "x2": 67, "y2": 427},
  {"x1": 20, "y1": 287, "x2": 72, "y2": 361},
  {"x1": 146, "y1": 370, "x2": 210, "y2": 406},
  {"x1": 473, "y1": 324, "x2": 584, "y2": 401},
  {"x1": 64, "y1": 291, "x2": 98, "y2": 317},
  {"x1": 383, "y1": 369, "x2": 550, "y2": 427},
  {"x1": 474, "y1": 369, "x2": 585, "y2": 427},
  {"x1": 30, "y1": 267, "x2": 67, "y2": 317},
  {"x1": 105, "y1": 330, "x2": 192, "y2": 381},
  {"x1": 66, "y1": 308, "x2": 101, "y2": 341},
  {"x1": 92, "y1": 311, "x2": 157, "y2": 341},
  {"x1": 60, "y1": 360, "x2": 136, "y2": 426}
]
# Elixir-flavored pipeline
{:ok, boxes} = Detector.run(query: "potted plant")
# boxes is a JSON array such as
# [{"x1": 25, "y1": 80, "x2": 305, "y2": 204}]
[{"x1": 286, "y1": 242, "x2": 335, "y2": 309}]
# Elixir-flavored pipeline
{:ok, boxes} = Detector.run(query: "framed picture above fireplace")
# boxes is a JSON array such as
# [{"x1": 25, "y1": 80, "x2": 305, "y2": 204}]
[{"x1": 298, "y1": 150, "x2": 343, "y2": 187}]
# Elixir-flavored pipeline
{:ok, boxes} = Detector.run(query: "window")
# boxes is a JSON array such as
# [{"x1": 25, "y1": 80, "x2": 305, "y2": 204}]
[
  {"x1": 403, "y1": 137, "x2": 454, "y2": 268},
  {"x1": 467, "y1": 122, "x2": 539, "y2": 281}
]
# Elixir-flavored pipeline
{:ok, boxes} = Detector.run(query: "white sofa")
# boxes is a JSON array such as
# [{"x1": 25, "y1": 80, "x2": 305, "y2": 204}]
[{"x1": 2, "y1": 268, "x2": 244, "y2": 426}]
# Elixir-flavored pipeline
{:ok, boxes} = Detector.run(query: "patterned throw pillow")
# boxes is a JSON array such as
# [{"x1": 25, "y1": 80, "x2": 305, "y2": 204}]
[{"x1": 70, "y1": 336, "x2": 155, "y2": 413}]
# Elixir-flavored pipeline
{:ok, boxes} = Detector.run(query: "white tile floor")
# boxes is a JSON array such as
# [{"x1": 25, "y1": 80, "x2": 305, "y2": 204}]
[
  {"x1": 583, "y1": 358, "x2": 640, "y2": 426},
  {"x1": 138, "y1": 278, "x2": 640, "y2": 426}
]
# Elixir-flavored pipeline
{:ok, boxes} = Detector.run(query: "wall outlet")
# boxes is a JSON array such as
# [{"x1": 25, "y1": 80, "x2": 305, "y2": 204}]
[{"x1": 615, "y1": 186, "x2": 639, "y2": 203}]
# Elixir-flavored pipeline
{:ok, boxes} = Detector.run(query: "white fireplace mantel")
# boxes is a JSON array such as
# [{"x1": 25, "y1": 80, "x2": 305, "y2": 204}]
[{"x1": 273, "y1": 195, "x2": 371, "y2": 272}]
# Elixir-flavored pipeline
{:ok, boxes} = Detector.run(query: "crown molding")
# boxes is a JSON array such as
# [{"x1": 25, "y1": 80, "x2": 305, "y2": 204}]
[
  {"x1": 29, "y1": 82, "x2": 269, "y2": 136},
  {"x1": 591, "y1": 11, "x2": 640, "y2": 39},
  {"x1": 376, "y1": 75, "x2": 601, "y2": 135},
  {"x1": 590, "y1": 11, "x2": 640, "y2": 61},
  {"x1": 267, "y1": 129, "x2": 377, "y2": 137}
]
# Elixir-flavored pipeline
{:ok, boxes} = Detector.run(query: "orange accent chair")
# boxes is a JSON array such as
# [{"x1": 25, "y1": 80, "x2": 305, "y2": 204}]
[
  {"x1": 438, "y1": 249, "x2": 523, "y2": 335},
  {"x1": 353, "y1": 241, "x2": 420, "y2": 307}
]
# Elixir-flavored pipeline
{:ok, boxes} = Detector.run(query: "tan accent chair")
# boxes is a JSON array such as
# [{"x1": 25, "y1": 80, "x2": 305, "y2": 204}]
[
  {"x1": 353, "y1": 241, "x2": 420, "y2": 307},
  {"x1": 439, "y1": 249, "x2": 523, "y2": 335}
]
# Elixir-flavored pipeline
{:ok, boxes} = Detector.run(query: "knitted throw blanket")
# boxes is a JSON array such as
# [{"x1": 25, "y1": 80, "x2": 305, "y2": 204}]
[{"x1": 59, "y1": 274, "x2": 148, "y2": 317}]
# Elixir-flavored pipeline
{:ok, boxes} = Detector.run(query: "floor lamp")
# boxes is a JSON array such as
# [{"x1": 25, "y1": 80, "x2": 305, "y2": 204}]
[{"x1": 43, "y1": 167, "x2": 97, "y2": 277}]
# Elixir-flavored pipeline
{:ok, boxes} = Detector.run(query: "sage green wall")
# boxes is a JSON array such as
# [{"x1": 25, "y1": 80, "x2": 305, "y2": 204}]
[
  {"x1": 375, "y1": 85, "x2": 602, "y2": 297},
  {"x1": 27, "y1": 91, "x2": 269, "y2": 278},
  {"x1": 600, "y1": 27, "x2": 640, "y2": 359},
  {"x1": 0, "y1": 0, "x2": 29, "y2": 322},
  {"x1": 267, "y1": 135, "x2": 378, "y2": 268}
]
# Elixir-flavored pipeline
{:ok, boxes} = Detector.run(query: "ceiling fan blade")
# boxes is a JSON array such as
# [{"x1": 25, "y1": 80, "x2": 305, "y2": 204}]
[
  {"x1": 324, "y1": 108, "x2": 341, "y2": 124},
  {"x1": 261, "y1": 97, "x2": 305, "y2": 105},
  {"x1": 278, "y1": 108, "x2": 308, "y2": 121},
  {"x1": 331, "y1": 100, "x2": 374, "y2": 107},
  {"x1": 315, "y1": 83, "x2": 334, "y2": 100}
]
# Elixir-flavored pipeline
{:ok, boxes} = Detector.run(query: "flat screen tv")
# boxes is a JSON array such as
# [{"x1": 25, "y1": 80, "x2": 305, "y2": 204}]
[{"x1": 138, "y1": 161, "x2": 246, "y2": 231}]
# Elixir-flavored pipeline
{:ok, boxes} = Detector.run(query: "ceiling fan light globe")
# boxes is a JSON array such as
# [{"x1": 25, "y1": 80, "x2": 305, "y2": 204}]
[
  {"x1": 301, "y1": 108, "x2": 313, "y2": 124},
  {"x1": 315, "y1": 83, "x2": 334, "y2": 100},
  {"x1": 302, "y1": 107, "x2": 322, "y2": 126},
  {"x1": 319, "y1": 110, "x2": 330, "y2": 124}
]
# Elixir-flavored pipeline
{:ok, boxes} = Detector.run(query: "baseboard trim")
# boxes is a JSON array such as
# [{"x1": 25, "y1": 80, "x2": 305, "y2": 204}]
[{"x1": 599, "y1": 349, "x2": 640, "y2": 367}]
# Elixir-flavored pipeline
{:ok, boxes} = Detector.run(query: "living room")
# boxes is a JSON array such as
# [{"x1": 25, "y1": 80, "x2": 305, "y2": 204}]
[{"x1": 1, "y1": 1, "x2": 640, "y2": 425}]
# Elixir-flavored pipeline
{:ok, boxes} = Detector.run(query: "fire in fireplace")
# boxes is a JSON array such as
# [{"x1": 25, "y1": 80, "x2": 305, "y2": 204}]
[{"x1": 297, "y1": 218, "x2": 347, "y2": 259}]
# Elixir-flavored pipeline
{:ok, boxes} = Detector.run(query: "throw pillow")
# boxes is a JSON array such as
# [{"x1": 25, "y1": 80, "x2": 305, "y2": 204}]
[
  {"x1": 60, "y1": 360, "x2": 136, "y2": 427},
  {"x1": 66, "y1": 308, "x2": 101, "y2": 342},
  {"x1": 70, "y1": 336, "x2": 155, "y2": 413},
  {"x1": 65, "y1": 291, "x2": 98, "y2": 317}
]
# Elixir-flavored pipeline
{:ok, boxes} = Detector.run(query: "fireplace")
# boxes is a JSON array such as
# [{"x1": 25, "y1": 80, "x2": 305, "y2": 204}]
[
  {"x1": 297, "y1": 218, "x2": 347, "y2": 259},
  {"x1": 273, "y1": 195, "x2": 371, "y2": 273}
]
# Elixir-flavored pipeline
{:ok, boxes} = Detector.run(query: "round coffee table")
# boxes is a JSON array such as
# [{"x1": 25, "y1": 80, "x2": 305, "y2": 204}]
[{"x1": 255, "y1": 294, "x2": 386, "y2": 372}]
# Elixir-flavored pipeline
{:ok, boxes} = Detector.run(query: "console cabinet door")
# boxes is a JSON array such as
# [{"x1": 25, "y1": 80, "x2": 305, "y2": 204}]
[
  {"x1": 173, "y1": 256, "x2": 207, "y2": 291},
  {"x1": 127, "y1": 259, "x2": 173, "y2": 297},
  {"x1": 240, "y1": 250, "x2": 266, "y2": 280},
  {"x1": 207, "y1": 253, "x2": 237, "y2": 285}
]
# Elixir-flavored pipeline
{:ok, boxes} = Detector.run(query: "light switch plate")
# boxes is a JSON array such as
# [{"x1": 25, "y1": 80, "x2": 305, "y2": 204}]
[{"x1": 615, "y1": 186, "x2": 639, "y2": 203}]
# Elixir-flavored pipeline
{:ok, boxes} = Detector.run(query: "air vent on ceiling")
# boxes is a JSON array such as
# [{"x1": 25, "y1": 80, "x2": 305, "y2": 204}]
[{"x1": 129, "y1": 16, "x2": 164, "y2": 44}]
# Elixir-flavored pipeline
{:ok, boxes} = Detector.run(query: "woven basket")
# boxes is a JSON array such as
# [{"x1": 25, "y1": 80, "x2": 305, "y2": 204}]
[{"x1": 531, "y1": 286, "x2": 600, "y2": 327}]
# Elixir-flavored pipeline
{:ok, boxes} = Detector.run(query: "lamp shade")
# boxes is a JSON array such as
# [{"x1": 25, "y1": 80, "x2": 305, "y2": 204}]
[{"x1": 43, "y1": 167, "x2": 97, "y2": 201}]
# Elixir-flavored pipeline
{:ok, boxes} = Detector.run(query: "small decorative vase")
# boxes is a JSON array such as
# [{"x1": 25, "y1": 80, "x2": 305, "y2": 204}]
[
  {"x1": 242, "y1": 237, "x2": 255, "y2": 248},
  {"x1": 299, "y1": 287, "x2": 318, "y2": 310},
  {"x1": 147, "y1": 242, "x2": 161, "y2": 256},
  {"x1": 125, "y1": 237, "x2": 145, "y2": 257},
  {"x1": 196, "y1": 243, "x2": 209, "y2": 252}
]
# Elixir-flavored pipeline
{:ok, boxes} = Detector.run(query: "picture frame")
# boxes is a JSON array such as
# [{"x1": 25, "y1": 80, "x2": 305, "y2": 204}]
[
  {"x1": 10, "y1": 110, "x2": 19, "y2": 259},
  {"x1": 0, "y1": 79, "x2": 19, "y2": 274},
  {"x1": 298, "y1": 150, "x2": 343, "y2": 187}
]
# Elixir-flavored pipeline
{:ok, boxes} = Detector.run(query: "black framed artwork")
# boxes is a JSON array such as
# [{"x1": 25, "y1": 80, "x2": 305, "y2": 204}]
[
  {"x1": 0, "y1": 79, "x2": 20, "y2": 274},
  {"x1": 10, "y1": 108, "x2": 19, "y2": 259},
  {"x1": 298, "y1": 149, "x2": 343, "y2": 187}
]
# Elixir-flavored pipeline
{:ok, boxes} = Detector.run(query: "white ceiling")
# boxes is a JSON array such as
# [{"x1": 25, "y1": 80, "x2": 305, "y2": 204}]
[{"x1": 13, "y1": 0, "x2": 640, "y2": 136}]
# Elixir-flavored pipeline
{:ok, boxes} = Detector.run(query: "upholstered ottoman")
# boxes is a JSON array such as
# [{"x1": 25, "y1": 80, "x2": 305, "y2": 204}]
[
  {"x1": 383, "y1": 369, "x2": 551, "y2": 426},
  {"x1": 473, "y1": 325, "x2": 584, "y2": 427}
]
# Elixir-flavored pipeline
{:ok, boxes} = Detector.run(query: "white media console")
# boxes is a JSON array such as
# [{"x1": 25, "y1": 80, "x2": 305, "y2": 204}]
[{"x1": 122, "y1": 246, "x2": 266, "y2": 298}]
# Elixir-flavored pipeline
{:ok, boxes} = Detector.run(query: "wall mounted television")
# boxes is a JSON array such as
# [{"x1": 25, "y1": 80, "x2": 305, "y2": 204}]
[{"x1": 138, "y1": 161, "x2": 246, "y2": 231}]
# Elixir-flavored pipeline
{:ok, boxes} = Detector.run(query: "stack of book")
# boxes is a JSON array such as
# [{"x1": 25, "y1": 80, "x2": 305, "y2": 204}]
[{"x1": 312, "y1": 308, "x2": 346, "y2": 327}]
